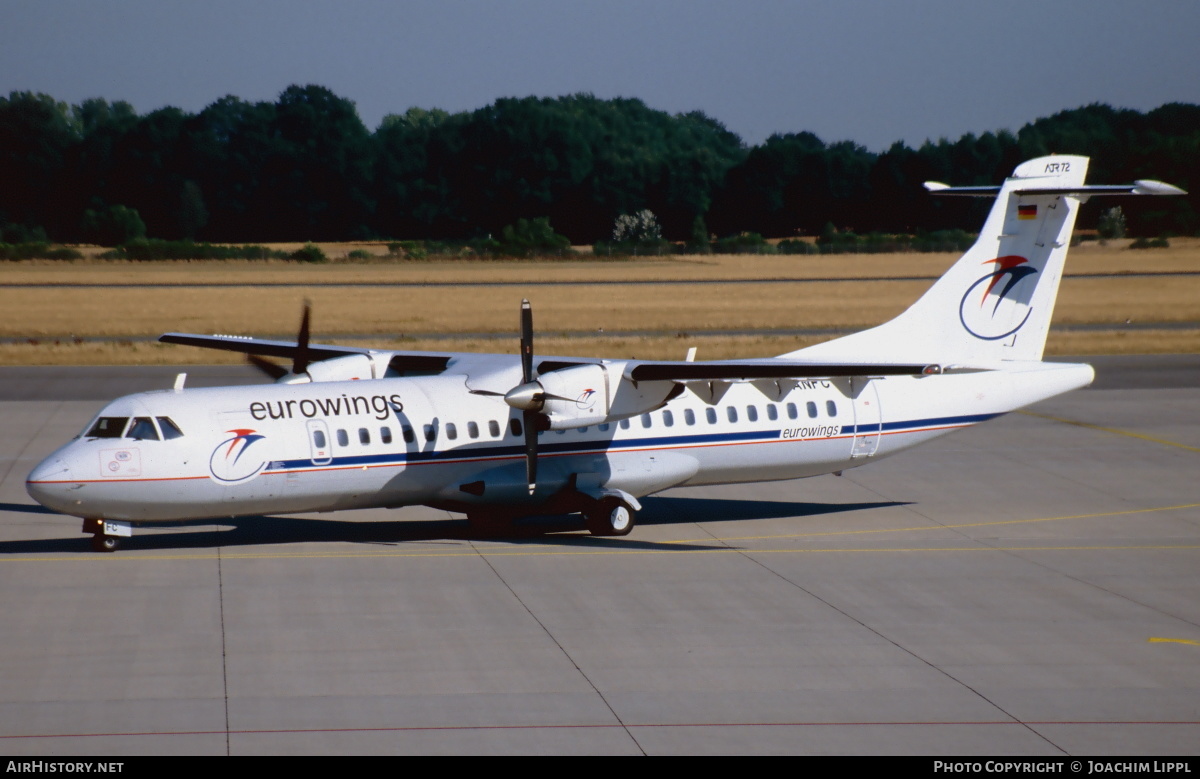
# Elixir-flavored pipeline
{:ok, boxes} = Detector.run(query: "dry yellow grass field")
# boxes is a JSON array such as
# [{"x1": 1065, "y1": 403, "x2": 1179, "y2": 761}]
[
  {"x1": 8, "y1": 237, "x2": 1200, "y2": 284},
  {"x1": 2, "y1": 238, "x2": 1197, "y2": 364},
  {"x1": 4, "y1": 276, "x2": 1200, "y2": 338}
]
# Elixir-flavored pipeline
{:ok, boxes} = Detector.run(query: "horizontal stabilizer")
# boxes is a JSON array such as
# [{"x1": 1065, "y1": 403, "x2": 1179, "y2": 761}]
[{"x1": 924, "y1": 179, "x2": 1186, "y2": 197}]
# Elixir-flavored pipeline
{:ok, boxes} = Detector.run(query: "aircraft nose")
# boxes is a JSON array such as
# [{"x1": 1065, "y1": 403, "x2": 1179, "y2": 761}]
[{"x1": 26, "y1": 456, "x2": 75, "y2": 512}]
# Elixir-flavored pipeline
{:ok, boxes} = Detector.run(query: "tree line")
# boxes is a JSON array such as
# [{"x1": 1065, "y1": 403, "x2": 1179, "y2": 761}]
[{"x1": 1, "y1": 85, "x2": 1197, "y2": 247}]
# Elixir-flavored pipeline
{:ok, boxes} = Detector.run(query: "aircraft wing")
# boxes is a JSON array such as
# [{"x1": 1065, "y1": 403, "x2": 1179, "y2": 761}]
[
  {"x1": 624, "y1": 360, "x2": 938, "y2": 382},
  {"x1": 158, "y1": 333, "x2": 453, "y2": 374},
  {"x1": 159, "y1": 332, "x2": 366, "y2": 362}
]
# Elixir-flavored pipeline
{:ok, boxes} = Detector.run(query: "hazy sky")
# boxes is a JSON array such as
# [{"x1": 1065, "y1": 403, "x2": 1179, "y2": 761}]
[{"x1": 3, "y1": 0, "x2": 1198, "y2": 151}]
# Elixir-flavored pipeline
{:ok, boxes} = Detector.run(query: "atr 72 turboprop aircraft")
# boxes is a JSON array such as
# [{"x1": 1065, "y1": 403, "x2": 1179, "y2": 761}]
[{"x1": 27, "y1": 156, "x2": 1185, "y2": 551}]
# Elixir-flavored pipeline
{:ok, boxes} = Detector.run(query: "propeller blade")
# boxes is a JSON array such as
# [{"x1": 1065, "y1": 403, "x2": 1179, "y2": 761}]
[
  {"x1": 520, "y1": 299, "x2": 533, "y2": 385},
  {"x1": 293, "y1": 301, "x2": 312, "y2": 376},
  {"x1": 523, "y1": 409, "x2": 538, "y2": 494},
  {"x1": 467, "y1": 389, "x2": 507, "y2": 397},
  {"x1": 247, "y1": 354, "x2": 289, "y2": 380},
  {"x1": 517, "y1": 300, "x2": 540, "y2": 493}
]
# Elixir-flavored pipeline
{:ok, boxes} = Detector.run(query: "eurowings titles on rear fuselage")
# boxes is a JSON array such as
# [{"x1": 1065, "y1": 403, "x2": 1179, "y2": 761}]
[{"x1": 26, "y1": 156, "x2": 1186, "y2": 551}]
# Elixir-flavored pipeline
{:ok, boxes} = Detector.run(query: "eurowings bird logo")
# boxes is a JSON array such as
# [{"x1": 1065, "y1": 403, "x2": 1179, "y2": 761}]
[
  {"x1": 575, "y1": 388, "x2": 598, "y2": 410},
  {"x1": 958, "y1": 256, "x2": 1039, "y2": 340},
  {"x1": 209, "y1": 428, "x2": 268, "y2": 483}
]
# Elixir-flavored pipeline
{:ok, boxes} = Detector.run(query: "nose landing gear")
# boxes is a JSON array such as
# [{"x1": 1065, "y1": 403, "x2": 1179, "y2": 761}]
[{"x1": 82, "y1": 518, "x2": 132, "y2": 553}]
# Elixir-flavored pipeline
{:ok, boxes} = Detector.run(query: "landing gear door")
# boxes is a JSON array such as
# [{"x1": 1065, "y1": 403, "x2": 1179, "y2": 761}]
[
  {"x1": 850, "y1": 378, "x2": 881, "y2": 458},
  {"x1": 306, "y1": 419, "x2": 332, "y2": 465}
]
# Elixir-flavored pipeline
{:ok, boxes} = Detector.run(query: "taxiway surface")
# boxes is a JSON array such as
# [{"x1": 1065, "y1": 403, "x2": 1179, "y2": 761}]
[{"x1": 1, "y1": 359, "x2": 1197, "y2": 755}]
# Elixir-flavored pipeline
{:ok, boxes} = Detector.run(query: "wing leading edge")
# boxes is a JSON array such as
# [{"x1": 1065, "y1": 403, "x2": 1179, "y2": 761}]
[
  {"x1": 158, "y1": 333, "x2": 454, "y2": 375},
  {"x1": 625, "y1": 360, "x2": 939, "y2": 382}
]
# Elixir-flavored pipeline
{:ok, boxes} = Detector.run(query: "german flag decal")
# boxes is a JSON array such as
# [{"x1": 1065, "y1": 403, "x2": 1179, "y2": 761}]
[{"x1": 1017, "y1": 204, "x2": 1037, "y2": 220}]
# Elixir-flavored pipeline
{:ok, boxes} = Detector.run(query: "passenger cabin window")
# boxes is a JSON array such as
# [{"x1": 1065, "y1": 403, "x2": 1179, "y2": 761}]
[
  {"x1": 157, "y1": 417, "x2": 184, "y2": 439},
  {"x1": 684, "y1": 409, "x2": 696, "y2": 426},
  {"x1": 488, "y1": 420, "x2": 500, "y2": 438},
  {"x1": 599, "y1": 423, "x2": 611, "y2": 432},
  {"x1": 336, "y1": 429, "x2": 349, "y2": 447},
  {"x1": 467, "y1": 421, "x2": 479, "y2": 439},
  {"x1": 746, "y1": 406, "x2": 758, "y2": 423},
  {"x1": 510, "y1": 418, "x2": 523, "y2": 437},
  {"x1": 640, "y1": 413, "x2": 652, "y2": 429},
  {"x1": 359, "y1": 428, "x2": 370, "y2": 445},
  {"x1": 662, "y1": 410, "x2": 674, "y2": 427},
  {"x1": 727, "y1": 407, "x2": 738, "y2": 423},
  {"x1": 706, "y1": 408, "x2": 717, "y2": 424},
  {"x1": 381, "y1": 427, "x2": 393, "y2": 444},
  {"x1": 766, "y1": 405, "x2": 778, "y2": 421},
  {"x1": 807, "y1": 401, "x2": 818, "y2": 419},
  {"x1": 446, "y1": 423, "x2": 458, "y2": 440},
  {"x1": 402, "y1": 425, "x2": 415, "y2": 443},
  {"x1": 826, "y1": 400, "x2": 837, "y2": 417},
  {"x1": 786, "y1": 402, "x2": 798, "y2": 420},
  {"x1": 619, "y1": 419, "x2": 630, "y2": 430},
  {"x1": 127, "y1": 417, "x2": 159, "y2": 440},
  {"x1": 313, "y1": 430, "x2": 327, "y2": 448},
  {"x1": 87, "y1": 417, "x2": 128, "y2": 438},
  {"x1": 424, "y1": 424, "x2": 436, "y2": 442}
]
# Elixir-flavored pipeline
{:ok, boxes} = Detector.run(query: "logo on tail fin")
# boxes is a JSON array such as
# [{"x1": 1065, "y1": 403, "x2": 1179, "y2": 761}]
[{"x1": 959, "y1": 256, "x2": 1039, "y2": 340}]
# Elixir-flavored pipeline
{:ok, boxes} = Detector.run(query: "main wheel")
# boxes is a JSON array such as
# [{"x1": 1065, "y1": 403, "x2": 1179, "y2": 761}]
[
  {"x1": 91, "y1": 534, "x2": 120, "y2": 553},
  {"x1": 585, "y1": 497, "x2": 635, "y2": 537}
]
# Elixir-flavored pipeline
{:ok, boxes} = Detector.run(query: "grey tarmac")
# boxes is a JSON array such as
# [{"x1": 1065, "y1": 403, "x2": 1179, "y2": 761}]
[{"x1": 0, "y1": 357, "x2": 1197, "y2": 755}]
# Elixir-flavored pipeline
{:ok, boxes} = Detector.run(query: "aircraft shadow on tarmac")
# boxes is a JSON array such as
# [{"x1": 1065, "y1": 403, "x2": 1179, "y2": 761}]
[{"x1": 0, "y1": 497, "x2": 905, "y2": 555}]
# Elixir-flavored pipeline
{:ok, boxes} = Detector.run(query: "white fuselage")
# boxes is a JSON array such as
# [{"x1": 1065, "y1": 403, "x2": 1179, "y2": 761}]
[{"x1": 26, "y1": 360, "x2": 1094, "y2": 522}]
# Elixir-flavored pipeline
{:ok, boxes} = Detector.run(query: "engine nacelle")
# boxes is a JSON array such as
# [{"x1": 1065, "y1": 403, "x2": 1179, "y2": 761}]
[
  {"x1": 535, "y1": 362, "x2": 681, "y2": 430},
  {"x1": 538, "y1": 364, "x2": 611, "y2": 429},
  {"x1": 281, "y1": 354, "x2": 384, "y2": 384}
]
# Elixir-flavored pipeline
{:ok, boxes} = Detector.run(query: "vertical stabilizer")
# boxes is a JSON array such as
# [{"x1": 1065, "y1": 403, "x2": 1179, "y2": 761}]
[{"x1": 787, "y1": 155, "x2": 1089, "y2": 364}]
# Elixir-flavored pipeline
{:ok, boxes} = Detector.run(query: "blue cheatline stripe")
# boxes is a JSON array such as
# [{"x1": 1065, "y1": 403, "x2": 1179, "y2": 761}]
[
  {"x1": 263, "y1": 412, "x2": 1002, "y2": 474},
  {"x1": 872, "y1": 412, "x2": 1001, "y2": 434}
]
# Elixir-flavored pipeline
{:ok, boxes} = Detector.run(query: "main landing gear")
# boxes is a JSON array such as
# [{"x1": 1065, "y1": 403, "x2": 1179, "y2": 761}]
[
  {"x1": 83, "y1": 518, "x2": 131, "y2": 553},
  {"x1": 585, "y1": 497, "x2": 636, "y2": 537}
]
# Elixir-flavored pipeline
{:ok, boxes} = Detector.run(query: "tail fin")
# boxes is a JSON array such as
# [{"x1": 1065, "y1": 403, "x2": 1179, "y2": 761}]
[{"x1": 785, "y1": 155, "x2": 1182, "y2": 365}]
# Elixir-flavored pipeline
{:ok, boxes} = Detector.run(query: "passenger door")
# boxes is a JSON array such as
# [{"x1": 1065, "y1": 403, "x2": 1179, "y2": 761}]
[
  {"x1": 307, "y1": 419, "x2": 332, "y2": 465},
  {"x1": 850, "y1": 379, "x2": 881, "y2": 458}
]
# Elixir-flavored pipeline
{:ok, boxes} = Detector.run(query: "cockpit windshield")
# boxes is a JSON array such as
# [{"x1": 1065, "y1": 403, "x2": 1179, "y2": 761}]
[
  {"x1": 157, "y1": 417, "x2": 184, "y2": 439},
  {"x1": 127, "y1": 417, "x2": 159, "y2": 440},
  {"x1": 86, "y1": 417, "x2": 129, "y2": 438},
  {"x1": 84, "y1": 416, "x2": 185, "y2": 440}
]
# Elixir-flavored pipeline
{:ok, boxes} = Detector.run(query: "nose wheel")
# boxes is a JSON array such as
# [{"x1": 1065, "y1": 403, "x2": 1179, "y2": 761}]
[
  {"x1": 90, "y1": 533, "x2": 121, "y2": 553},
  {"x1": 585, "y1": 497, "x2": 636, "y2": 536}
]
